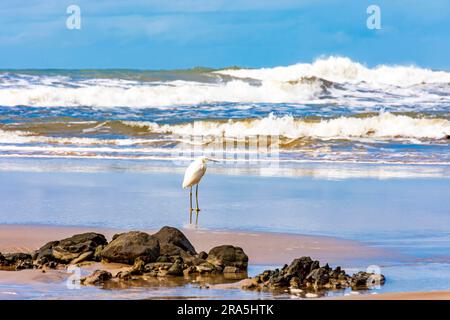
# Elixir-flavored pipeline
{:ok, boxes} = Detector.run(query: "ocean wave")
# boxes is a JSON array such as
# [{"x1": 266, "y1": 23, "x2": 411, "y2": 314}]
[
  {"x1": 125, "y1": 113, "x2": 450, "y2": 140},
  {"x1": 0, "y1": 79, "x2": 325, "y2": 108},
  {"x1": 0, "y1": 57, "x2": 449, "y2": 108},
  {"x1": 0, "y1": 129, "x2": 160, "y2": 146},
  {"x1": 216, "y1": 56, "x2": 450, "y2": 87},
  {"x1": 1, "y1": 113, "x2": 448, "y2": 143},
  {"x1": 0, "y1": 113, "x2": 448, "y2": 165}
]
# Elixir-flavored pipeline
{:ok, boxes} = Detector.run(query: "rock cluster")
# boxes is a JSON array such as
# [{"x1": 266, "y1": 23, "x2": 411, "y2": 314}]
[
  {"x1": 34, "y1": 232, "x2": 107, "y2": 267},
  {"x1": 0, "y1": 252, "x2": 33, "y2": 270},
  {"x1": 96, "y1": 227, "x2": 248, "y2": 282},
  {"x1": 241, "y1": 256, "x2": 385, "y2": 293},
  {"x1": 1, "y1": 228, "x2": 386, "y2": 296},
  {"x1": 0, "y1": 233, "x2": 107, "y2": 270},
  {"x1": 0, "y1": 226, "x2": 249, "y2": 286}
]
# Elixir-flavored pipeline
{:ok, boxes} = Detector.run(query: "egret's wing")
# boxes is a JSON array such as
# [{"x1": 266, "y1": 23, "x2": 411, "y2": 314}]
[{"x1": 182, "y1": 160, "x2": 206, "y2": 188}]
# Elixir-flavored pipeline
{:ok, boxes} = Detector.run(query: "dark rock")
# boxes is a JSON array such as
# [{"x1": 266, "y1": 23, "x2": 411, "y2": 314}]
[
  {"x1": 289, "y1": 277, "x2": 301, "y2": 289},
  {"x1": 259, "y1": 270, "x2": 274, "y2": 282},
  {"x1": 310, "y1": 260, "x2": 320, "y2": 272},
  {"x1": 284, "y1": 257, "x2": 316, "y2": 281},
  {"x1": 31, "y1": 251, "x2": 38, "y2": 261},
  {"x1": 3, "y1": 253, "x2": 32, "y2": 264},
  {"x1": 159, "y1": 243, "x2": 185, "y2": 256},
  {"x1": 130, "y1": 257, "x2": 146, "y2": 275},
  {"x1": 182, "y1": 253, "x2": 206, "y2": 267},
  {"x1": 240, "y1": 278, "x2": 260, "y2": 290},
  {"x1": 306, "y1": 267, "x2": 329, "y2": 286},
  {"x1": 196, "y1": 262, "x2": 217, "y2": 273},
  {"x1": 156, "y1": 255, "x2": 171, "y2": 263},
  {"x1": 330, "y1": 266, "x2": 342, "y2": 279},
  {"x1": 82, "y1": 270, "x2": 112, "y2": 285},
  {"x1": 157, "y1": 269, "x2": 169, "y2": 277},
  {"x1": 36, "y1": 233, "x2": 106, "y2": 263},
  {"x1": 223, "y1": 266, "x2": 240, "y2": 273},
  {"x1": 100, "y1": 231, "x2": 160, "y2": 264},
  {"x1": 153, "y1": 226, "x2": 196, "y2": 255},
  {"x1": 15, "y1": 260, "x2": 34, "y2": 270},
  {"x1": 183, "y1": 266, "x2": 196, "y2": 276},
  {"x1": 58, "y1": 233, "x2": 107, "y2": 253},
  {"x1": 167, "y1": 261, "x2": 183, "y2": 276},
  {"x1": 173, "y1": 256, "x2": 183, "y2": 263},
  {"x1": 33, "y1": 257, "x2": 58, "y2": 269},
  {"x1": 112, "y1": 233, "x2": 123, "y2": 241},
  {"x1": 351, "y1": 271, "x2": 386, "y2": 289},
  {"x1": 248, "y1": 256, "x2": 385, "y2": 294},
  {"x1": 35, "y1": 241, "x2": 59, "y2": 261},
  {"x1": 93, "y1": 245, "x2": 104, "y2": 262},
  {"x1": 116, "y1": 270, "x2": 132, "y2": 280},
  {"x1": 145, "y1": 270, "x2": 158, "y2": 277},
  {"x1": 197, "y1": 251, "x2": 208, "y2": 260},
  {"x1": 33, "y1": 257, "x2": 48, "y2": 269},
  {"x1": 268, "y1": 273, "x2": 290, "y2": 288},
  {"x1": 144, "y1": 262, "x2": 173, "y2": 272},
  {"x1": 207, "y1": 245, "x2": 248, "y2": 271},
  {"x1": 70, "y1": 251, "x2": 94, "y2": 265},
  {"x1": 0, "y1": 253, "x2": 33, "y2": 270}
]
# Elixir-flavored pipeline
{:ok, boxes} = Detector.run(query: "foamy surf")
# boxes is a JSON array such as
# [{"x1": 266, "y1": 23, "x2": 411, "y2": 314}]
[
  {"x1": 216, "y1": 56, "x2": 450, "y2": 86},
  {"x1": 1, "y1": 113, "x2": 449, "y2": 143},
  {"x1": 0, "y1": 56, "x2": 448, "y2": 166},
  {"x1": 0, "y1": 56, "x2": 449, "y2": 109},
  {"x1": 0, "y1": 113, "x2": 448, "y2": 165},
  {"x1": 125, "y1": 112, "x2": 450, "y2": 140}
]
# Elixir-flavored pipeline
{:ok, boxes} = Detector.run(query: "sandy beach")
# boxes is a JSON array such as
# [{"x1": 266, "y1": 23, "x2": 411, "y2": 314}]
[
  {"x1": 0, "y1": 171, "x2": 449, "y2": 300},
  {"x1": 337, "y1": 291, "x2": 450, "y2": 300},
  {"x1": 5, "y1": 224, "x2": 450, "y2": 300},
  {"x1": 0, "y1": 224, "x2": 389, "y2": 266},
  {"x1": 0, "y1": 223, "x2": 399, "y2": 299}
]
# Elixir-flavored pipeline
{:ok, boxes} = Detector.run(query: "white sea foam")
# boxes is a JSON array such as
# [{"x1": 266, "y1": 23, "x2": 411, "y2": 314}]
[
  {"x1": 0, "y1": 79, "x2": 323, "y2": 107},
  {"x1": 0, "y1": 129, "x2": 157, "y2": 146},
  {"x1": 124, "y1": 113, "x2": 450, "y2": 140},
  {"x1": 216, "y1": 56, "x2": 450, "y2": 87},
  {"x1": 0, "y1": 57, "x2": 449, "y2": 108},
  {"x1": 0, "y1": 113, "x2": 448, "y2": 148}
]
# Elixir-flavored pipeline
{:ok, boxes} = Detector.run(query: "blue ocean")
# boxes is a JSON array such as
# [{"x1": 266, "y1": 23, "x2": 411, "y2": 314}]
[{"x1": 0, "y1": 57, "x2": 450, "y2": 298}]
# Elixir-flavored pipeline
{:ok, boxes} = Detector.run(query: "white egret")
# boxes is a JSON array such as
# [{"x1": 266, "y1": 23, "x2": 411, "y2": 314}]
[{"x1": 182, "y1": 156, "x2": 217, "y2": 224}]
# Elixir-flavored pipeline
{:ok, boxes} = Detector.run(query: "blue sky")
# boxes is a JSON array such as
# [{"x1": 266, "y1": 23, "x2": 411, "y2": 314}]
[{"x1": 1, "y1": 0, "x2": 449, "y2": 70}]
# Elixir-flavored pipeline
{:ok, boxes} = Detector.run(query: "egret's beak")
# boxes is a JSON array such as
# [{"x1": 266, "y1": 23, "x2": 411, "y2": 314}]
[{"x1": 206, "y1": 157, "x2": 219, "y2": 162}]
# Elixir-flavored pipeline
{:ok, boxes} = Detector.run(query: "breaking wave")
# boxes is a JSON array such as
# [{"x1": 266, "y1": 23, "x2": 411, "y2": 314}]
[
  {"x1": 216, "y1": 56, "x2": 450, "y2": 86},
  {"x1": 123, "y1": 112, "x2": 450, "y2": 140},
  {"x1": 1, "y1": 113, "x2": 448, "y2": 144},
  {"x1": 0, "y1": 56, "x2": 449, "y2": 108}
]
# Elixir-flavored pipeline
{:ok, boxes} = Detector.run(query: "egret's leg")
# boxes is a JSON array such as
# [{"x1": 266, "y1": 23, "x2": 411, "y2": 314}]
[
  {"x1": 189, "y1": 186, "x2": 193, "y2": 224},
  {"x1": 195, "y1": 189, "x2": 199, "y2": 225},
  {"x1": 195, "y1": 184, "x2": 200, "y2": 212},
  {"x1": 195, "y1": 184, "x2": 200, "y2": 225}
]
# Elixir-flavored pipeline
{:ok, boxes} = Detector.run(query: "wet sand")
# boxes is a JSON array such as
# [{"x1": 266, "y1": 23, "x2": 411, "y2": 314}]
[
  {"x1": 0, "y1": 224, "x2": 391, "y2": 266},
  {"x1": 333, "y1": 291, "x2": 450, "y2": 300},
  {"x1": 7, "y1": 224, "x2": 445, "y2": 300},
  {"x1": 213, "y1": 280, "x2": 450, "y2": 300}
]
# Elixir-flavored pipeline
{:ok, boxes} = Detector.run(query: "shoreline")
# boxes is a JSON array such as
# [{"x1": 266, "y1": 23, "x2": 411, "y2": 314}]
[
  {"x1": 331, "y1": 290, "x2": 450, "y2": 300},
  {"x1": 1, "y1": 224, "x2": 449, "y2": 300}
]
